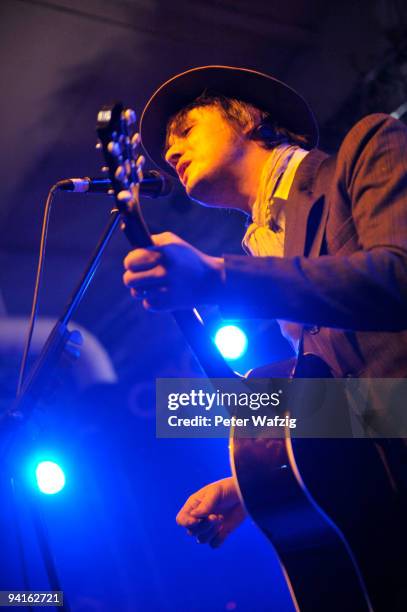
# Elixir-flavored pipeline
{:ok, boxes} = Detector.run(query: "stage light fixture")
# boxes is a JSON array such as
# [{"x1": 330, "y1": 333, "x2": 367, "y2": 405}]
[
  {"x1": 35, "y1": 461, "x2": 66, "y2": 495},
  {"x1": 214, "y1": 324, "x2": 248, "y2": 360}
]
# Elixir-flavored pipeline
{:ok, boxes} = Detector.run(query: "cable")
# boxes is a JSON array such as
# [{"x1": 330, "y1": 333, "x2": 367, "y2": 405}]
[{"x1": 16, "y1": 185, "x2": 58, "y2": 397}]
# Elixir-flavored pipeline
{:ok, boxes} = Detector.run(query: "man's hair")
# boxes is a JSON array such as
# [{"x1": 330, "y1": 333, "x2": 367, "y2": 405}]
[{"x1": 164, "y1": 91, "x2": 309, "y2": 154}]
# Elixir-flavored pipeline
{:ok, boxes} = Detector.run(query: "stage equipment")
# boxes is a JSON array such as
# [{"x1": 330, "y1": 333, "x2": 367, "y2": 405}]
[
  {"x1": 35, "y1": 461, "x2": 66, "y2": 495},
  {"x1": 55, "y1": 170, "x2": 172, "y2": 198},
  {"x1": 214, "y1": 324, "x2": 248, "y2": 360}
]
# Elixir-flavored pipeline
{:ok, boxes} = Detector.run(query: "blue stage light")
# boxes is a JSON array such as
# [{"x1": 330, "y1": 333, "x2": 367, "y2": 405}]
[
  {"x1": 35, "y1": 461, "x2": 66, "y2": 495},
  {"x1": 214, "y1": 325, "x2": 248, "y2": 360}
]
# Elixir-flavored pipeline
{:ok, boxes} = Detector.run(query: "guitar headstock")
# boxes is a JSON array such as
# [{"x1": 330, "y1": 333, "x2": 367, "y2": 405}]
[{"x1": 96, "y1": 103, "x2": 144, "y2": 210}]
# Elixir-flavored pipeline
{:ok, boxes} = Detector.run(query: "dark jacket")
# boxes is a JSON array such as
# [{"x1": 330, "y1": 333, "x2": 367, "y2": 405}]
[{"x1": 220, "y1": 113, "x2": 407, "y2": 378}]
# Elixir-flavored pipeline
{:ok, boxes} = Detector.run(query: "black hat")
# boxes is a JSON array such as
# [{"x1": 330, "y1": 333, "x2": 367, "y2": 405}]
[{"x1": 140, "y1": 65, "x2": 318, "y2": 175}]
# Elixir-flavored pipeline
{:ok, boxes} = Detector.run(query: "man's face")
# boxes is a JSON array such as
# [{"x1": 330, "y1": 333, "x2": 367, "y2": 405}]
[{"x1": 164, "y1": 105, "x2": 247, "y2": 207}]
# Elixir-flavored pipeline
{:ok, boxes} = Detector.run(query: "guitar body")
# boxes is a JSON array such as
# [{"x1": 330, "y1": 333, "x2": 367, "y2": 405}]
[{"x1": 230, "y1": 356, "x2": 406, "y2": 611}]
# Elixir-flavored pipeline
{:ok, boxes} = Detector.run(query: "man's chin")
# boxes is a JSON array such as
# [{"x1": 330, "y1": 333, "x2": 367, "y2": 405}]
[{"x1": 186, "y1": 179, "x2": 223, "y2": 208}]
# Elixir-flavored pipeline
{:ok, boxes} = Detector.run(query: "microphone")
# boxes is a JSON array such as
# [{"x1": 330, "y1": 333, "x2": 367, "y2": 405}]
[{"x1": 55, "y1": 170, "x2": 172, "y2": 198}]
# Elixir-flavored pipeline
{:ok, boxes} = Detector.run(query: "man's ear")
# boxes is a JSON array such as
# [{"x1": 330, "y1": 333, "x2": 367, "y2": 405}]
[
  {"x1": 249, "y1": 123, "x2": 288, "y2": 147},
  {"x1": 253, "y1": 124, "x2": 275, "y2": 140}
]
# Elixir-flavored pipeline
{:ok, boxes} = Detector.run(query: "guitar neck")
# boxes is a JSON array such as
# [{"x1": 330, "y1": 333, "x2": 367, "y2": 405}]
[
  {"x1": 96, "y1": 102, "x2": 235, "y2": 379},
  {"x1": 122, "y1": 209, "x2": 235, "y2": 379}
]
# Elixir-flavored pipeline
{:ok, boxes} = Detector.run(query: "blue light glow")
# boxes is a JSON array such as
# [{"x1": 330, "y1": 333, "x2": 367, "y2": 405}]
[
  {"x1": 35, "y1": 461, "x2": 66, "y2": 495},
  {"x1": 214, "y1": 325, "x2": 248, "y2": 360}
]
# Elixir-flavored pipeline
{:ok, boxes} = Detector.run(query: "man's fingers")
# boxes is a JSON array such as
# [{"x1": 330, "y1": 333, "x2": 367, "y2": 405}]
[
  {"x1": 123, "y1": 253, "x2": 170, "y2": 311},
  {"x1": 190, "y1": 489, "x2": 220, "y2": 517},
  {"x1": 186, "y1": 515, "x2": 222, "y2": 536},
  {"x1": 196, "y1": 527, "x2": 221, "y2": 544},
  {"x1": 209, "y1": 505, "x2": 245, "y2": 548},
  {"x1": 151, "y1": 231, "x2": 181, "y2": 247},
  {"x1": 129, "y1": 287, "x2": 170, "y2": 308},
  {"x1": 176, "y1": 496, "x2": 202, "y2": 526},
  {"x1": 177, "y1": 515, "x2": 203, "y2": 529},
  {"x1": 123, "y1": 248, "x2": 163, "y2": 271},
  {"x1": 176, "y1": 480, "x2": 243, "y2": 548},
  {"x1": 123, "y1": 266, "x2": 167, "y2": 289}
]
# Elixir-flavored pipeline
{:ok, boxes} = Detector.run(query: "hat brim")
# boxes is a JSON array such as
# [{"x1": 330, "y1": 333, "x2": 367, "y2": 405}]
[{"x1": 140, "y1": 65, "x2": 319, "y2": 176}]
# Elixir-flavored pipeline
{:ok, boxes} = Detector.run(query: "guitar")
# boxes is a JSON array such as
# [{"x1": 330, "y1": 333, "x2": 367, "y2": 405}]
[
  {"x1": 95, "y1": 103, "x2": 406, "y2": 612},
  {"x1": 233, "y1": 357, "x2": 406, "y2": 611}
]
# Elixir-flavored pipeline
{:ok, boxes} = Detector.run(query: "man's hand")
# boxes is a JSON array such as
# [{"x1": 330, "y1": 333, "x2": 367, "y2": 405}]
[
  {"x1": 123, "y1": 232, "x2": 225, "y2": 311},
  {"x1": 176, "y1": 477, "x2": 247, "y2": 548}
]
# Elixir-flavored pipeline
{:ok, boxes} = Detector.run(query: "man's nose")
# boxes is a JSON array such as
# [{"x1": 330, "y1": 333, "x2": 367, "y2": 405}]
[{"x1": 164, "y1": 141, "x2": 183, "y2": 169}]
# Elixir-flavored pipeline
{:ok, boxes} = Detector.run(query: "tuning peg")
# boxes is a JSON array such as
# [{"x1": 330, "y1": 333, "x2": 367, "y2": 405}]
[
  {"x1": 95, "y1": 141, "x2": 102, "y2": 150},
  {"x1": 101, "y1": 165, "x2": 109, "y2": 173},
  {"x1": 124, "y1": 160, "x2": 132, "y2": 176},
  {"x1": 117, "y1": 190, "x2": 132, "y2": 203},
  {"x1": 115, "y1": 165, "x2": 126, "y2": 182},
  {"x1": 136, "y1": 155, "x2": 145, "y2": 169},
  {"x1": 107, "y1": 189, "x2": 115, "y2": 196},
  {"x1": 136, "y1": 155, "x2": 145, "y2": 181},
  {"x1": 107, "y1": 141, "x2": 121, "y2": 157},
  {"x1": 131, "y1": 132, "x2": 141, "y2": 147},
  {"x1": 124, "y1": 109, "x2": 137, "y2": 124}
]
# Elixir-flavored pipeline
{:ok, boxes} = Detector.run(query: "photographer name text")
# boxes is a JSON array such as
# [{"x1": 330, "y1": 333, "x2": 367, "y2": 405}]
[{"x1": 167, "y1": 414, "x2": 296, "y2": 429}]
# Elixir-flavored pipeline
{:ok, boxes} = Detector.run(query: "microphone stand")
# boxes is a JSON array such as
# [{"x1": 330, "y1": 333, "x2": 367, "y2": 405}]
[
  {"x1": 1, "y1": 156, "x2": 229, "y2": 608},
  {"x1": 1, "y1": 206, "x2": 122, "y2": 611}
]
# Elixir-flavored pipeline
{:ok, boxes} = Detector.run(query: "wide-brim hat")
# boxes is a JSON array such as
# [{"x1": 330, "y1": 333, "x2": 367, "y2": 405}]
[{"x1": 140, "y1": 65, "x2": 318, "y2": 176}]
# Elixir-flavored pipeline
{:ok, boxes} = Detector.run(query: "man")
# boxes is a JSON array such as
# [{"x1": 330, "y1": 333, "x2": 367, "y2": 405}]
[{"x1": 122, "y1": 66, "x2": 407, "y2": 549}]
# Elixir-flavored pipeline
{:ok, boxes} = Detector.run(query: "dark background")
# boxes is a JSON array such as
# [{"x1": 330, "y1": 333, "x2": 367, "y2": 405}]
[{"x1": 0, "y1": 1, "x2": 406, "y2": 610}]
